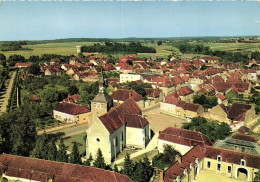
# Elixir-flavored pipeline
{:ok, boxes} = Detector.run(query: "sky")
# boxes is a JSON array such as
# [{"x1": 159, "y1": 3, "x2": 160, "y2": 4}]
[{"x1": 0, "y1": 1, "x2": 259, "y2": 41}]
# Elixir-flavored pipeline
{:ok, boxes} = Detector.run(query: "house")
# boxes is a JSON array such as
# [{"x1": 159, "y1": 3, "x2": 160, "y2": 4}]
[
  {"x1": 176, "y1": 86, "x2": 194, "y2": 103},
  {"x1": 0, "y1": 154, "x2": 132, "y2": 182},
  {"x1": 15, "y1": 62, "x2": 31, "y2": 68},
  {"x1": 111, "y1": 89, "x2": 144, "y2": 109},
  {"x1": 120, "y1": 73, "x2": 143, "y2": 83},
  {"x1": 53, "y1": 102, "x2": 90, "y2": 124},
  {"x1": 164, "y1": 144, "x2": 260, "y2": 182},
  {"x1": 144, "y1": 88, "x2": 163, "y2": 104},
  {"x1": 210, "y1": 103, "x2": 257, "y2": 126},
  {"x1": 30, "y1": 95, "x2": 41, "y2": 104},
  {"x1": 160, "y1": 97, "x2": 204, "y2": 121},
  {"x1": 86, "y1": 97, "x2": 150, "y2": 163},
  {"x1": 44, "y1": 67, "x2": 61, "y2": 76},
  {"x1": 158, "y1": 127, "x2": 212, "y2": 155},
  {"x1": 214, "y1": 133, "x2": 260, "y2": 156},
  {"x1": 63, "y1": 94, "x2": 80, "y2": 104}
]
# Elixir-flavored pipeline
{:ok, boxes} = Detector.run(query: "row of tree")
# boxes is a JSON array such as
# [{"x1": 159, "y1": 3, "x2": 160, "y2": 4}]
[
  {"x1": 81, "y1": 42, "x2": 156, "y2": 54},
  {"x1": 0, "y1": 41, "x2": 30, "y2": 51}
]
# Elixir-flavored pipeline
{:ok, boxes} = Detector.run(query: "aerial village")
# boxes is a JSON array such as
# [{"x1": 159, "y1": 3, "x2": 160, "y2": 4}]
[{"x1": 0, "y1": 42, "x2": 259, "y2": 182}]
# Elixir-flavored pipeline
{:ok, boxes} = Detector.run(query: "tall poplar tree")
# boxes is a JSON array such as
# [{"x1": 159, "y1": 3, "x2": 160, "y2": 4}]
[
  {"x1": 56, "y1": 139, "x2": 68, "y2": 163},
  {"x1": 70, "y1": 142, "x2": 82, "y2": 165},
  {"x1": 93, "y1": 148, "x2": 106, "y2": 169}
]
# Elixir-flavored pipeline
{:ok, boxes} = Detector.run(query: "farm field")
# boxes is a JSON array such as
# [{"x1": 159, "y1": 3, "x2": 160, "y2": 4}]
[
  {"x1": 0, "y1": 42, "x2": 180, "y2": 59},
  {"x1": 0, "y1": 42, "x2": 103, "y2": 59},
  {"x1": 204, "y1": 43, "x2": 260, "y2": 52}
]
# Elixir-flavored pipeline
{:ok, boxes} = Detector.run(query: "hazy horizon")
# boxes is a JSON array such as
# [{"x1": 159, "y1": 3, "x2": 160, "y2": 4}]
[{"x1": 0, "y1": 1, "x2": 260, "y2": 41}]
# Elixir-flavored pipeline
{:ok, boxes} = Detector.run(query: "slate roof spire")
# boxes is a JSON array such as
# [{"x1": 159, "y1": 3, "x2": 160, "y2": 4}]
[{"x1": 99, "y1": 68, "x2": 105, "y2": 93}]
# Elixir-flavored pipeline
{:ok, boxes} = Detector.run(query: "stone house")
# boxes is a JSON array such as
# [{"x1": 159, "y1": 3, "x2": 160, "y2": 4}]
[
  {"x1": 53, "y1": 102, "x2": 90, "y2": 124},
  {"x1": 210, "y1": 103, "x2": 257, "y2": 126},
  {"x1": 158, "y1": 127, "x2": 212, "y2": 155},
  {"x1": 110, "y1": 89, "x2": 144, "y2": 109},
  {"x1": 160, "y1": 97, "x2": 204, "y2": 121},
  {"x1": 163, "y1": 145, "x2": 260, "y2": 182}
]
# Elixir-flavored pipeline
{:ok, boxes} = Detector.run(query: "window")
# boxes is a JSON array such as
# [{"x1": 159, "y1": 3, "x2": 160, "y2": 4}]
[
  {"x1": 207, "y1": 161, "x2": 211, "y2": 168},
  {"x1": 217, "y1": 155, "x2": 222, "y2": 162},
  {"x1": 96, "y1": 138, "x2": 100, "y2": 142},
  {"x1": 217, "y1": 164, "x2": 221, "y2": 171},
  {"x1": 227, "y1": 166, "x2": 232, "y2": 173},
  {"x1": 241, "y1": 159, "x2": 246, "y2": 166},
  {"x1": 122, "y1": 132, "x2": 124, "y2": 141},
  {"x1": 242, "y1": 147, "x2": 245, "y2": 152}
]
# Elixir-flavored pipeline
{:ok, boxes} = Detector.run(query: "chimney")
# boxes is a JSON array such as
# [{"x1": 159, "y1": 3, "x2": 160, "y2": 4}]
[
  {"x1": 175, "y1": 154, "x2": 182, "y2": 164},
  {"x1": 159, "y1": 171, "x2": 164, "y2": 182}
]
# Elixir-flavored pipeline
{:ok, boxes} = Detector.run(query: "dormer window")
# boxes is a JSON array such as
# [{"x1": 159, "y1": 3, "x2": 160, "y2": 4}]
[
  {"x1": 241, "y1": 159, "x2": 246, "y2": 166},
  {"x1": 217, "y1": 155, "x2": 222, "y2": 162}
]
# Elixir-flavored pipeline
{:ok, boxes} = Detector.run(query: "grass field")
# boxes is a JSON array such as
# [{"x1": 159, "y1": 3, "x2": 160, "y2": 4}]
[
  {"x1": 63, "y1": 132, "x2": 86, "y2": 154},
  {"x1": 0, "y1": 42, "x2": 103, "y2": 59},
  {"x1": 204, "y1": 43, "x2": 260, "y2": 52},
  {"x1": 0, "y1": 42, "x2": 180, "y2": 59},
  {"x1": 1, "y1": 41, "x2": 259, "y2": 60}
]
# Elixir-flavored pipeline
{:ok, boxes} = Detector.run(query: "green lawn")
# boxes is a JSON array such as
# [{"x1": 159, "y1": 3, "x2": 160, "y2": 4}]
[
  {"x1": 117, "y1": 149, "x2": 158, "y2": 166},
  {"x1": 62, "y1": 132, "x2": 86, "y2": 154},
  {"x1": 204, "y1": 43, "x2": 260, "y2": 52}
]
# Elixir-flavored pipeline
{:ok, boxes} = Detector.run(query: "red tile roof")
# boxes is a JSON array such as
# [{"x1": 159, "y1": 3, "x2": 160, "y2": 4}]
[
  {"x1": 54, "y1": 102, "x2": 90, "y2": 115},
  {"x1": 231, "y1": 134, "x2": 257, "y2": 143},
  {"x1": 0, "y1": 154, "x2": 132, "y2": 182},
  {"x1": 99, "y1": 98, "x2": 146, "y2": 133},
  {"x1": 111, "y1": 89, "x2": 143, "y2": 102},
  {"x1": 204, "y1": 146, "x2": 260, "y2": 169},
  {"x1": 15, "y1": 62, "x2": 32, "y2": 68},
  {"x1": 159, "y1": 127, "x2": 213, "y2": 148},
  {"x1": 63, "y1": 94, "x2": 80, "y2": 103}
]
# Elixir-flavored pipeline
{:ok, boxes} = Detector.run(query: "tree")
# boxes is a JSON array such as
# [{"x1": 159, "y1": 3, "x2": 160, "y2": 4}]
[
  {"x1": 142, "y1": 155, "x2": 154, "y2": 181},
  {"x1": 56, "y1": 139, "x2": 68, "y2": 163},
  {"x1": 0, "y1": 53, "x2": 6, "y2": 61},
  {"x1": 113, "y1": 163, "x2": 119, "y2": 173},
  {"x1": 254, "y1": 168, "x2": 260, "y2": 182},
  {"x1": 47, "y1": 138, "x2": 57, "y2": 161},
  {"x1": 28, "y1": 63, "x2": 41, "y2": 75},
  {"x1": 122, "y1": 153, "x2": 133, "y2": 177},
  {"x1": 161, "y1": 144, "x2": 177, "y2": 165},
  {"x1": 157, "y1": 41, "x2": 163, "y2": 46},
  {"x1": 29, "y1": 55, "x2": 40, "y2": 63},
  {"x1": 68, "y1": 85, "x2": 79, "y2": 95},
  {"x1": 93, "y1": 148, "x2": 106, "y2": 169},
  {"x1": 70, "y1": 142, "x2": 82, "y2": 165},
  {"x1": 31, "y1": 132, "x2": 49, "y2": 159}
]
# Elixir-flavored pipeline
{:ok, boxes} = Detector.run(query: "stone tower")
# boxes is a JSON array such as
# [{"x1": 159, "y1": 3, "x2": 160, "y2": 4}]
[
  {"x1": 90, "y1": 70, "x2": 113, "y2": 120},
  {"x1": 76, "y1": 45, "x2": 81, "y2": 54}
]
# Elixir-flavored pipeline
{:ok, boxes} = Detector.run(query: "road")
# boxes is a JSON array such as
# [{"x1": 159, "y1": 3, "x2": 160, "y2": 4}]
[{"x1": 0, "y1": 71, "x2": 16, "y2": 113}]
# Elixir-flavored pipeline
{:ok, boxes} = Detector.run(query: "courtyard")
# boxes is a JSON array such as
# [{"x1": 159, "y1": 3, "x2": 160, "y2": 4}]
[{"x1": 143, "y1": 108, "x2": 188, "y2": 133}]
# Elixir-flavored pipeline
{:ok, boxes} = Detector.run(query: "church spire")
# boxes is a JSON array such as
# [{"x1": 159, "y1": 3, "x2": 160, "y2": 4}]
[{"x1": 98, "y1": 68, "x2": 105, "y2": 93}]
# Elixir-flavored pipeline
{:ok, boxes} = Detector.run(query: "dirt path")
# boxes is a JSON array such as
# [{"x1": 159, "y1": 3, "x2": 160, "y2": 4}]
[{"x1": 0, "y1": 71, "x2": 16, "y2": 113}]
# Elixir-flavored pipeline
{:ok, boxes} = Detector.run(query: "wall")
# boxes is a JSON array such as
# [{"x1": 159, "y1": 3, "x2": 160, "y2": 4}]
[
  {"x1": 53, "y1": 110, "x2": 75, "y2": 123},
  {"x1": 157, "y1": 139, "x2": 192, "y2": 156},
  {"x1": 126, "y1": 124, "x2": 149, "y2": 149},
  {"x1": 86, "y1": 118, "x2": 111, "y2": 163},
  {"x1": 203, "y1": 157, "x2": 259, "y2": 181},
  {"x1": 120, "y1": 74, "x2": 143, "y2": 83},
  {"x1": 109, "y1": 124, "x2": 125, "y2": 161}
]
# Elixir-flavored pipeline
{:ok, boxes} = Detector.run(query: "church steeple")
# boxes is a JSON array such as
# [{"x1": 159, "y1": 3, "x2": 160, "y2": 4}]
[{"x1": 98, "y1": 69, "x2": 105, "y2": 93}]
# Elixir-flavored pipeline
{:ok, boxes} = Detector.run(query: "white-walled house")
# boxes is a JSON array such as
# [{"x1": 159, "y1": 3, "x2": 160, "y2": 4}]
[
  {"x1": 158, "y1": 127, "x2": 212, "y2": 155},
  {"x1": 120, "y1": 73, "x2": 143, "y2": 83},
  {"x1": 53, "y1": 102, "x2": 90, "y2": 124}
]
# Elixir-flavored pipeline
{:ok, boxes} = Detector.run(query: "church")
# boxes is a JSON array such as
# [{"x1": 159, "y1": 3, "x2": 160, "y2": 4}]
[{"x1": 86, "y1": 72, "x2": 150, "y2": 163}]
